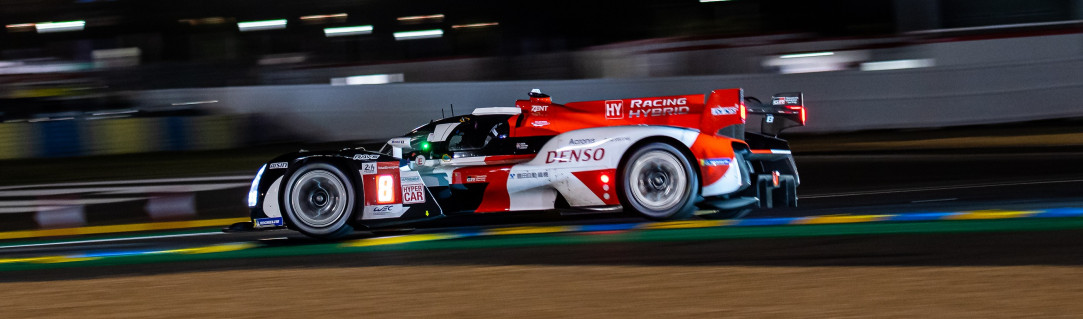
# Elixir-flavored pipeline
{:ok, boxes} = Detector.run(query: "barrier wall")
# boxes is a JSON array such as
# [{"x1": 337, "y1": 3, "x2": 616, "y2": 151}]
[
  {"x1": 0, "y1": 115, "x2": 246, "y2": 160},
  {"x1": 132, "y1": 57, "x2": 1083, "y2": 142}
]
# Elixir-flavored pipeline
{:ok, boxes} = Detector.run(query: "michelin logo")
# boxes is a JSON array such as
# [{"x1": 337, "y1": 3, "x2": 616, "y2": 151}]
[
  {"x1": 700, "y1": 158, "x2": 732, "y2": 167},
  {"x1": 254, "y1": 217, "x2": 284, "y2": 228}
]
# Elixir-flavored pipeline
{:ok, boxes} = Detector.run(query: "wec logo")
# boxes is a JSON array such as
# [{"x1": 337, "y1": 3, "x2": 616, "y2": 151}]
[{"x1": 605, "y1": 100, "x2": 623, "y2": 119}]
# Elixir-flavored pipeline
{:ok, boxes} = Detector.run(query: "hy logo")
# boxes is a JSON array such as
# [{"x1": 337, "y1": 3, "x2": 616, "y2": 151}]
[{"x1": 605, "y1": 100, "x2": 623, "y2": 119}]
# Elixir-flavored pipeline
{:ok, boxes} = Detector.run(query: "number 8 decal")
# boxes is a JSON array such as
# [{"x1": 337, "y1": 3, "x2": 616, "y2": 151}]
[{"x1": 377, "y1": 174, "x2": 395, "y2": 203}]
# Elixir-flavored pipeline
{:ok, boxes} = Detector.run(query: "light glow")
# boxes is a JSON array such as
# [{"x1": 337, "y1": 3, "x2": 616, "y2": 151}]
[
  {"x1": 331, "y1": 73, "x2": 405, "y2": 86},
  {"x1": 248, "y1": 164, "x2": 267, "y2": 207},
  {"x1": 397, "y1": 14, "x2": 445, "y2": 22},
  {"x1": 377, "y1": 175, "x2": 395, "y2": 204},
  {"x1": 6, "y1": 23, "x2": 36, "y2": 32},
  {"x1": 324, "y1": 25, "x2": 373, "y2": 37},
  {"x1": 393, "y1": 29, "x2": 443, "y2": 40},
  {"x1": 860, "y1": 59, "x2": 935, "y2": 71},
  {"x1": 779, "y1": 52, "x2": 835, "y2": 59},
  {"x1": 35, "y1": 21, "x2": 86, "y2": 33},
  {"x1": 237, "y1": 19, "x2": 286, "y2": 32},
  {"x1": 600, "y1": 175, "x2": 610, "y2": 184},
  {"x1": 301, "y1": 13, "x2": 348, "y2": 20},
  {"x1": 452, "y1": 22, "x2": 499, "y2": 29}
]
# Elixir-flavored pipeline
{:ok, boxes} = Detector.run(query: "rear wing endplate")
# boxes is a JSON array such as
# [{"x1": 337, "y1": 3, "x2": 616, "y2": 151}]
[{"x1": 747, "y1": 92, "x2": 805, "y2": 136}]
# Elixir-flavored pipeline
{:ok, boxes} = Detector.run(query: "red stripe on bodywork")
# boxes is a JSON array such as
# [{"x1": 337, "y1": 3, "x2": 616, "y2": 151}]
[
  {"x1": 571, "y1": 169, "x2": 620, "y2": 205},
  {"x1": 689, "y1": 135, "x2": 739, "y2": 186},
  {"x1": 482, "y1": 154, "x2": 535, "y2": 165},
  {"x1": 452, "y1": 165, "x2": 513, "y2": 213}
]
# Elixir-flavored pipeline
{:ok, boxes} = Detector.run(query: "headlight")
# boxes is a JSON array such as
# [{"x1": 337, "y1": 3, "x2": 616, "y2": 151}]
[{"x1": 247, "y1": 164, "x2": 267, "y2": 207}]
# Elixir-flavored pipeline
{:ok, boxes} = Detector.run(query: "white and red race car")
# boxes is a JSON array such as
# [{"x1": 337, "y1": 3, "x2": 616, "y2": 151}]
[{"x1": 244, "y1": 88, "x2": 805, "y2": 238}]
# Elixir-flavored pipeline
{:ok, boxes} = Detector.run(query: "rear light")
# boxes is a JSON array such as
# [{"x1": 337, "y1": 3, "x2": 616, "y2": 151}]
[
  {"x1": 739, "y1": 103, "x2": 747, "y2": 122},
  {"x1": 376, "y1": 174, "x2": 395, "y2": 204},
  {"x1": 800, "y1": 107, "x2": 806, "y2": 125},
  {"x1": 772, "y1": 171, "x2": 780, "y2": 187}
]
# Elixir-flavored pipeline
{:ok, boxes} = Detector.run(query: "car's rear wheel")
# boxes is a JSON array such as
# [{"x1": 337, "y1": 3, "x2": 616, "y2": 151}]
[
  {"x1": 282, "y1": 162, "x2": 356, "y2": 239},
  {"x1": 619, "y1": 142, "x2": 697, "y2": 220}
]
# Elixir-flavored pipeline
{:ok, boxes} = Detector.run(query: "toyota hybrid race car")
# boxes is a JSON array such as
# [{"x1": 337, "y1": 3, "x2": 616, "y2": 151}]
[{"x1": 243, "y1": 88, "x2": 806, "y2": 238}]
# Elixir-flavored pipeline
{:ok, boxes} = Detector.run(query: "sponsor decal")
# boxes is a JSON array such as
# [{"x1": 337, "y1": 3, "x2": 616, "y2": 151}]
[
  {"x1": 377, "y1": 161, "x2": 399, "y2": 170},
  {"x1": 363, "y1": 203, "x2": 406, "y2": 219},
  {"x1": 531, "y1": 120, "x2": 550, "y2": 127},
  {"x1": 402, "y1": 184, "x2": 426, "y2": 204},
  {"x1": 465, "y1": 175, "x2": 487, "y2": 183},
  {"x1": 765, "y1": 114, "x2": 775, "y2": 123},
  {"x1": 773, "y1": 96, "x2": 800, "y2": 105},
  {"x1": 360, "y1": 162, "x2": 377, "y2": 175},
  {"x1": 516, "y1": 142, "x2": 528, "y2": 150},
  {"x1": 568, "y1": 138, "x2": 595, "y2": 145},
  {"x1": 629, "y1": 106, "x2": 690, "y2": 118},
  {"x1": 711, "y1": 106, "x2": 738, "y2": 116},
  {"x1": 441, "y1": 154, "x2": 452, "y2": 162},
  {"x1": 511, "y1": 171, "x2": 549, "y2": 179},
  {"x1": 269, "y1": 162, "x2": 288, "y2": 169},
  {"x1": 605, "y1": 100, "x2": 624, "y2": 119},
  {"x1": 353, "y1": 154, "x2": 380, "y2": 160},
  {"x1": 531, "y1": 105, "x2": 548, "y2": 112},
  {"x1": 254, "y1": 217, "x2": 284, "y2": 228},
  {"x1": 400, "y1": 175, "x2": 423, "y2": 185},
  {"x1": 613, "y1": 97, "x2": 691, "y2": 119},
  {"x1": 545, "y1": 148, "x2": 606, "y2": 163},
  {"x1": 415, "y1": 155, "x2": 426, "y2": 166},
  {"x1": 387, "y1": 137, "x2": 410, "y2": 147},
  {"x1": 700, "y1": 158, "x2": 733, "y2": 167},
  {"x1": 630, "y1": 97, "x2": 688, "y2": 108}
]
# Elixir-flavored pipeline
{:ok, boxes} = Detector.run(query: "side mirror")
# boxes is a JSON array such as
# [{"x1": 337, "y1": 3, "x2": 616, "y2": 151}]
[{"x1": 387, "y1": 137, "x2": 412, "y2": 158}]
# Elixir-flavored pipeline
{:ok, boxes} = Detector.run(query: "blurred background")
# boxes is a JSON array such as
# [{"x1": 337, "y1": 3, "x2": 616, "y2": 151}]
[
  {"x1": 1, "y1": 0, "x2": 1083, "y2": 227},
  {"x1": 2, "y1": 0, "x2": 1082, "y2": 154},
  {"x1": 4, "y1": 3, "x2": 1083, "y2": 315}
]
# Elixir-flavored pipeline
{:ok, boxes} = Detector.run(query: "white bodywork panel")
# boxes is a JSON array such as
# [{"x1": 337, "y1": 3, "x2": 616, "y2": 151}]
[
  {"x1": 261, "y1": 176, "x2": 284, "y2": 218},
  {"x1": 507, "y1": 126, "x2": 700, "y2": 207}
]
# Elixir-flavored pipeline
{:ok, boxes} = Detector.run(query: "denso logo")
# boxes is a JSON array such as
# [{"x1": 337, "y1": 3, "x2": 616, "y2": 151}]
[
  {"x1": 605, "y1": 100, "x2": 623, "y2": 119},
  {"x1": 630, "y1": 98, "x2": 687, "y2": 108},
  {"x1": 545, "y1": 148, "x2": 606, "y2": 163}
]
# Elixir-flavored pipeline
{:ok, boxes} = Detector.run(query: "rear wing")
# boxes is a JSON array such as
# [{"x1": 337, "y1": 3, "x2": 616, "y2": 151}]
[
  {"x1": 518, "y1": 88, "x2": 747, "y2": 138},
  {"x1": 747, "y1": 92, "x2": 805, "y2": 136}
]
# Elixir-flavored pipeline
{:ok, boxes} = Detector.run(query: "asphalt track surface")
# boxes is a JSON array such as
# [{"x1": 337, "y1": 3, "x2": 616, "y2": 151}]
[{"x1": 2, "y1": 151, "x2": 1083, "y2": 281}]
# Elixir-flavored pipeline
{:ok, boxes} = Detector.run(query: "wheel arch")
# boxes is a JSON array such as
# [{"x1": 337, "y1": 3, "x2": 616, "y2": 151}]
[
  {"x1": 617, "y1": 135, "x2": 702, "y2": 197},
  {"x1": 277, "y1": 155, "x2": 366, "y2": 230}
]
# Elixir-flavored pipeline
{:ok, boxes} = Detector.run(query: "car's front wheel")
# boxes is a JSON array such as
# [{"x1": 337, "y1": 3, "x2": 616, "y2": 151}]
[
  {"x1": 282, "y1": 162, "x2": 356, "y2": 239},
  {"x1": 619, "y1": 142, "x2": 697, "y2": 220}
]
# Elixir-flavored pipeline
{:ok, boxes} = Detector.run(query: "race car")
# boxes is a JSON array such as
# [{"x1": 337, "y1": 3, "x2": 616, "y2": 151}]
[{"x1": 243, "y1": 88, "x2": 805, "y2": 238}]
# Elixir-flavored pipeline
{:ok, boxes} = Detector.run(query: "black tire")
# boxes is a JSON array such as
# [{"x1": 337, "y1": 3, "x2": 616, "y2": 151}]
[
  {"x1": 618, "y1": 142, "x2": 698, "y2": 220},
  {"x1": 281, "y1": 162, "x2": 356, "y2": 239}
]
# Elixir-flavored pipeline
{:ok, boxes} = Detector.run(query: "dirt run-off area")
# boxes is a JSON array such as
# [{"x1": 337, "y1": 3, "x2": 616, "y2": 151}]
[{"x1": 2, "y1": 265, "x2": 1082, "y2": 318}]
